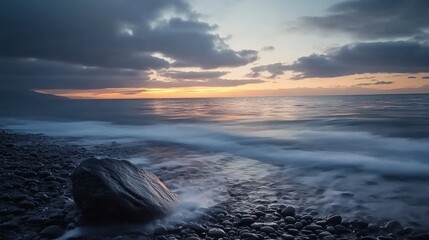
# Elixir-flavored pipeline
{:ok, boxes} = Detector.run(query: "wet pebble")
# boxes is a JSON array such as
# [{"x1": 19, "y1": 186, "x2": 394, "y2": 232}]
[
  {"x1": 40, "y1": 225, "x2": 65, "y2": 238},
  {"x1": 280, "y1": 206, "x2": 295, "y2": 217},
  {"x1": 208, "y1": 228, "x2": 227, "y2": 238}
]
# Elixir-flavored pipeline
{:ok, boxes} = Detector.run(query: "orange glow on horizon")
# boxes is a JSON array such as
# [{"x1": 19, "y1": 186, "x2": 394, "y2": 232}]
[{"x1": 37, "y1": 73, "x2": 429, "y2": 99}]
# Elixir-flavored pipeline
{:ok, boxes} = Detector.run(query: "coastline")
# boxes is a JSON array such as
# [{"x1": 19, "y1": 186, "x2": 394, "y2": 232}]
[{"x1": 0, "y1": 130, "x2": 428, "y2": 240}]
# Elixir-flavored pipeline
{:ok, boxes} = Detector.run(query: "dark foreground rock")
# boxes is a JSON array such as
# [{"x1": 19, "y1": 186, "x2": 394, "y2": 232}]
[{"x1": 72, "y1": 158, "x2": 178, "y2": 223}]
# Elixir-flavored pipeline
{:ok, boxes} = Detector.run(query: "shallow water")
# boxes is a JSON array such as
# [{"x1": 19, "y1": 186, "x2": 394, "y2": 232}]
[{"x1": 1, "y1": 94, "x2": 429, "y2": 230}]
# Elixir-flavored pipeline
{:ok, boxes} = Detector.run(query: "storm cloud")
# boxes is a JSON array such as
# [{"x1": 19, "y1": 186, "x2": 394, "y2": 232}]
[
  {"x1": 0, "y1": 0, "x2": 257, "y2": 70},
  {"x1": 293, "y1": 0, "x2": 429, "y2": 40},
  {"x1": 249, "y1": 41, "x2": 429, "y2": 79}
]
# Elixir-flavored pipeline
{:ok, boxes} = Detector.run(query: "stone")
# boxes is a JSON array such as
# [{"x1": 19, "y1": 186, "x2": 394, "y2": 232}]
[
  {"x1": 335, "y1": 224, "x2": 351, "y2": 233},
  {"x1": 208, "y1": 228, "x2": 227, "y2": 238},
  {"x1": 19, "y1": 200, "x2": 35, "y2": 209},
  {"x1": 384, "y1": 220, "x2": 403, "y2": 233},
  {"x1": 367, "y1": 223, "x2": 379, "y2": 232},
  {"x1": 260, "y1": 226, "x2": 276, "y2": 234},
  {"x1": 241, "y1": 232, "x2": 259, "y2": 240},
  {"x1": 304, "y1": 223, "x2": 324, "y2": 232},
  {"x1": 377, "y1": 237, "x2": 394, "y2": 240},
  {"x1": 250, "y1": 222, "x2": 264, "y2": 229},
  {"x1": 40, "y1": 225, "x2": 65, "y2": 239},
  {"x1": 282, "y1": 233, "x2": 294, "y2": 240},
  {"x1": 409, "y1": 233, "x2": 429, "y2": 240},
  {"x1": 326, "y1": 226, "x2": 336, "y2": 233},
  {"x1": 185, "y1": 237, "x2": 201, "y2": 240},
  {"x1": 188, "y1": 223, "x2": 206, "y2": 233},
  {"x1": 288, "y1": 228, "x2": 299, "y2": 236},
  {"x1": 284, "y1": 216, "x2": 296, "y2": 224},
  {"x1": 326, "y1": 215, "x2": 342, "y2": 225},
  {"x1": 281, "y1": 206, "x2": 296, "y2": 217},
  {"x1": 0, "y1": 220, "x2": 19, "y2": 229},
  {"x1": 323, "y1": 236, "x2": 336, "y2": 240},
  {"x1": 27, "y1": 215, "x2": 45, "y2": 224},
  {"x1": 72, "y1": 158, "x2": 178, "y2": 223},
  {"x1": 237, "y1": 217, "x2": 255, "y2": 226},
  {"x1": 294, "y1": 222, "x2": 303, "y2": 229},
  {"x1": 361, "y1": 237, "x2": 377, "y2": 240}
]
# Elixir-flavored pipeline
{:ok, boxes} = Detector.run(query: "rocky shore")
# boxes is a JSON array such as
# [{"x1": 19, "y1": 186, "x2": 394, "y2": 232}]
[{"x1": 0, "y1": 130, "x2": 428, "y2": 240}]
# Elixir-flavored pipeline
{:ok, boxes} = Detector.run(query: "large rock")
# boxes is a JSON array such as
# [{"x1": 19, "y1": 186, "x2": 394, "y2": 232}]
[{"x1": 72, "y1": 158, "x2": 178, "y2": 223}]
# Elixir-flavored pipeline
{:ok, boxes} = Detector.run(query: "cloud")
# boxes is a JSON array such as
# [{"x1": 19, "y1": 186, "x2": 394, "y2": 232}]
[
  {"x1": 160, "y1": 70, "x2": 228, "y2": 80},
  {"x1": 247, "y1": 63, "x2": 289, "y2": 78},
  {"x1": 0, "y1": 58, "x2": 147, "y2": 90},
  {"x1": 0, "y1": 0, "x2": 257, "y2": 71},
  {"x1": 261, "y1": 46, "x2": 275, "y2": 51},
  {"x1": 355, "y1": 81, "x2": 393, "y2": 86},
  {"x1": 249, "y1": 41, "x2": 429, "y2": 79},
  {"x1": 293, "y1": 0, "x2": 429, "y2": 40},
  {"x1": 355, "y1": 76, "x2": 376, "y2": 80},
  {"x1": 423, "y1": 76, "x2": 429, "y2": 79},
  {"x1": 144, "y1": 79, "x2": 264, "y2": 88},
  {"x1": 408, "y1": 76, "x2": 417, "y2": 79},
  {"x1": 0, "y1": 58, "x2": 263, "y2": 91}
]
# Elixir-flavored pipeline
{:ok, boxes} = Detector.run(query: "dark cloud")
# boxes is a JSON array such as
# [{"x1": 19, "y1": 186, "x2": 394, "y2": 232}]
[
  {"x1": 408, "y1": 76, "x2": 417, "y2": 79},
  {"x1": 161, "y1": 70, "x2": 228, "y2": 79},
  {"x1": 355, "y1": 81, "x2": 393, "y2": 86},
  {"x1": 0, "y1": 58, "x2": 147, "y2": 90},
  {"x1": 293, "y1": 0, "x2": 429, "y2": 40},
  {"x1": 0, "y1": 0, "x2": 257, "y2": 71},
  {"x1": 247, "y1": 63, "x2": 289, "y2": 78},
  {"x1": 423, "y1": 76, "x2": 429, "y2": 79},
  {"x1": 249, "y1": 41, "x2": 429, "y2": 79},
  {"x1": 0, "y1": 58, "x2": 262, "y2": 90}
]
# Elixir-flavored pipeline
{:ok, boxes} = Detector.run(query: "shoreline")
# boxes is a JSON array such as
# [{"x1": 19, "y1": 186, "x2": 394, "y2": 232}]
[{"x1": 0, "y1": 130, "x2": 428, "y2": 240}]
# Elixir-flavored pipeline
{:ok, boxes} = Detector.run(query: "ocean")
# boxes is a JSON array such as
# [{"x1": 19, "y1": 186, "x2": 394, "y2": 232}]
[{"x1": 1, "y1": 94, "x2": 429, "y2": 230}]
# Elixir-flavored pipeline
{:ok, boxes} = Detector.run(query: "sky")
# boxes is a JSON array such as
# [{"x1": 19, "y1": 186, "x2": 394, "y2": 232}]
[{"x1": 1, "y1": 0, "x2": 429, "y2": 99}]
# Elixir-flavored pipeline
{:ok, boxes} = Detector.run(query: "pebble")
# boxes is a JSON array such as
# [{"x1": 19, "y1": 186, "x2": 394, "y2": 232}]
[
  {"x1": 294, "y1": 222, "x2": 303, "y2": 229},
  {"x1": 260, "y1": 226, "x2": 276, "y2": 234},
  {"x1": 304, "y1": 223, "x2": 324, "y2": 231},
  {"x1": 361, "y1": 237, "x2": 377, "y2": 240},
  {"x1": 323, "y1": 236, "x2": 336, "y2": 240},
  {"x1": 281, "y1": 206, "x2": 296, "y2": 217},
  {"x1": 27, "y1": 215, "x2": 45, "y2": 224},
  {"x1": 368, "y1": 223, "x2": 379, "y2": 232},
  {"x1": 0, "y1": 220, "x2": 19, "y2": 229},
  {"x1": 282, "y1": 233, "x2": 294, "y2": 240},
  {"x1": 384, "y1": 220, "x2": 403, "y2": 233},
  {"x1": 208, "y1": 228, "x2": 227, "y2": 238},
  {"x1": 287, "y1": 228, "x2": 299, "y2": 236},
  {"x1": 238, "y1": 217, "x2": 255, "y2": 226},
  {"x1": 19, "y1": 200, "x2": 35, "y2": 209},
  {"x1": 241, "y1": 232, "x2": 259, "y2": 240},
  {"x1": 335, "y1": 224, "x2": 351, "y2": 233},
  {"x1": 284, "y1": 216, "x2": 296, "y2": 223},
  {"x1": 326, "y1": 215, "x2": 342, "y2": 225},
  {"x1": 188, "y1": 223, "x2": 206, "y2": 233},
  {"x1": 40, "y1": 225, "x2": 65, "y2": 238},
  {"x1": 185, "y1": 237, "x2": 201, "y2": 240}
]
